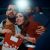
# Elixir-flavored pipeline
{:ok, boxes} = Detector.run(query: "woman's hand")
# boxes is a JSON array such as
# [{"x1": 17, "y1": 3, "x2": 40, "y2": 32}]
[
  {"x1": 36, "y1": 26, "x2": 45, "y2": 35},
  {"x1": 15, "y1": 33, "x2": 25, "y2": 39},
  {"x1": 15, "y1": 34, "x2": 20, "y2": 38}
]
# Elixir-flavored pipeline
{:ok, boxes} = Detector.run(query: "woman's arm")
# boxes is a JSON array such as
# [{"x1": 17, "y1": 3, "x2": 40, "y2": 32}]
[
  {"x1": 14, "y1": 26, "x2": 45, "y2": 43},
  {"x1": 19, "y1": 26, "x2": 45, "y2": 43},
  {"x1": 16, "y1": 34, "x2": 36, "y2": 43},
  {"x1": 24, "y1": 37, "x2": 36, "y2": 43}
]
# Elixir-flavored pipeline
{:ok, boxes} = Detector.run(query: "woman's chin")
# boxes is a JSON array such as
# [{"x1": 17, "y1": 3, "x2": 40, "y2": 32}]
[{"x1": 17, "y1": 23, "x2": 22, "y2": 25}]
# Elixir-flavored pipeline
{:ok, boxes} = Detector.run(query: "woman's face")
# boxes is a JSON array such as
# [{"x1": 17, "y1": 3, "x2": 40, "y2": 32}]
[{"x1": 16, "y1": 13, "x2": 24, "y2": 25}]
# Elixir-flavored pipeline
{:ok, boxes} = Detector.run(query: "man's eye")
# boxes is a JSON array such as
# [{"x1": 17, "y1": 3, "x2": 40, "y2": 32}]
[{"x1": 8, "y1": 9, "x2": 11, "y2": 11}]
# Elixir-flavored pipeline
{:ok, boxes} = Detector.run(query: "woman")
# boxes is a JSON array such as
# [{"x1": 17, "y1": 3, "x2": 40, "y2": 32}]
[{"x1": 15, "y1": 12, "x2": 45, "y2": 50}]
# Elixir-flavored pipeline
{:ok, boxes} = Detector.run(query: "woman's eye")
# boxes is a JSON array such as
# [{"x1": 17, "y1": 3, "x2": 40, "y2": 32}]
[
  {"x1": 16, "y1": 15, "x2": 23, "y2": 18},
  {"x1": 19, "y1": 15, "x2": 23, "y2": 17}
]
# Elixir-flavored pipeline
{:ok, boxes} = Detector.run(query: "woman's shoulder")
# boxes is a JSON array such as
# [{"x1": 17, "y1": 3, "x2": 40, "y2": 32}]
[
  {"x1": 25, "y1": 21, "x2": 40, "y2": 34},
  {"x1": 28, "y1": 21, "x2": 40, "y2": 28}
]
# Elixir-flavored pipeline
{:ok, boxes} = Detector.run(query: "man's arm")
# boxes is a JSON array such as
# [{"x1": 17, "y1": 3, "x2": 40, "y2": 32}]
[{"x1": 0, "y1": 22, "x2": 3, "y2": 33}]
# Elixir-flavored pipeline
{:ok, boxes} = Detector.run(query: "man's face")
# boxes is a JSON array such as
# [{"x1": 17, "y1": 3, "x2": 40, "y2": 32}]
[{"x1": 6, "y1": 5, "x2": 16, "y2": 17}]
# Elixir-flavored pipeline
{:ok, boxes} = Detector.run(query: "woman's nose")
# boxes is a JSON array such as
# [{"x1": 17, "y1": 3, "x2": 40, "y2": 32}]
[{"x1": 16, "y1": 17, "x2": 20, "y2": 21}]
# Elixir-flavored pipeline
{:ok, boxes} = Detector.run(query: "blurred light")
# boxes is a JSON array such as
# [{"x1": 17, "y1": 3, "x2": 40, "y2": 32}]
[
  {"x1": 25, "y1": 44, "x2": 36, "y2": 48},
  {"x1": 15, "y1": 0, "x2": 30, "y2": 12}
]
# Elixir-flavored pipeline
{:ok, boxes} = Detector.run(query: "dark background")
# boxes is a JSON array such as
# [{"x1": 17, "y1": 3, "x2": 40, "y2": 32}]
[
  {"x1": 0, "y1": 0, "x2": 50, "y2": 14},
  {"x1": 0, "y1": 0, "x2": 50, "y2": 50},
  {"x1": 0, "y1": 0, "x2": 50, "y2": 44}
]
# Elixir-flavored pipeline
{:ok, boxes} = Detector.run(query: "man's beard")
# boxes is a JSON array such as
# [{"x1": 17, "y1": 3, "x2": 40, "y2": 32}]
[{"x1": 7, "y1": 16, "x2": 16, "y2": 24}]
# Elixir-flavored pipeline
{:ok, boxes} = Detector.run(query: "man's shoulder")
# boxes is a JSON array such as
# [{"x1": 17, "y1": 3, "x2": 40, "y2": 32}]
[{"x1": 0, "y1": 18, "x2": 7, "y2": 27}]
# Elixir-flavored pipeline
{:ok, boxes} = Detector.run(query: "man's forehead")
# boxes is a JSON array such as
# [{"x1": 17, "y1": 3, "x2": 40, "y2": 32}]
[{"x1": 8, "y1": 5, "x2": 16, "y2": 9}]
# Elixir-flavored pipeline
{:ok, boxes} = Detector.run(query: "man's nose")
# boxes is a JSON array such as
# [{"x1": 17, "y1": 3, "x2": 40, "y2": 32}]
[
  {"x1": 9, "y1": 11, "x2": 14, "y2": 15},
  {"x1": 10, "y1": 10, "x2": 13, "y2": 12}
]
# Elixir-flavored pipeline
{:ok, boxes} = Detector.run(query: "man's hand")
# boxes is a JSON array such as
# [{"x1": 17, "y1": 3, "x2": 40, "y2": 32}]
[
  {"x1": 2, "y1": 29, "x2": 12, "y2": 34},
  {"x1": 36, "y1": 26, "x2": 45, "y2": 35}
]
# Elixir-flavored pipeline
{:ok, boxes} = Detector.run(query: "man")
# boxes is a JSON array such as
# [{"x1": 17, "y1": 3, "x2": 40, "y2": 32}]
[
  {"x1": 0, "y1": 4, "x2": 16, "y2": 33},
  {"x1": 0, "y1": 4, "x2": 18, "y2": 50}
]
